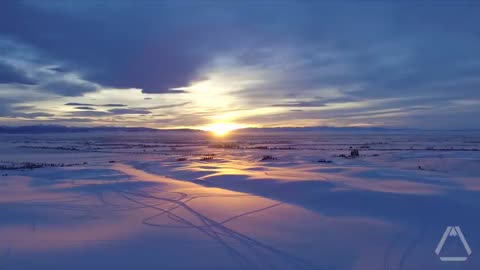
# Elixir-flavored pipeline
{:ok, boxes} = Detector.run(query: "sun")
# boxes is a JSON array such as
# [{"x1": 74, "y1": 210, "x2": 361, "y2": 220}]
[{"x1": 203, "y1": 122, "x2": 243, "y2": 137}]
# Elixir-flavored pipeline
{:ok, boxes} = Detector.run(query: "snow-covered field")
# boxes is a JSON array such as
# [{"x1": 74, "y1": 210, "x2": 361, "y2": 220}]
[{"x1": 0, "y1": 131, "x2": 479, "y2": 270}]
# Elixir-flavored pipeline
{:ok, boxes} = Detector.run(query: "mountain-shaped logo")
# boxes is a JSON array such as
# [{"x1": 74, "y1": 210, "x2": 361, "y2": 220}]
[{"x1": 435, "y1": 226, "x2": 472, "y2": 262}]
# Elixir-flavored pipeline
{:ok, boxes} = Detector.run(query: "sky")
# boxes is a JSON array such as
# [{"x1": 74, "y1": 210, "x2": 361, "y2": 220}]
[{"x1": 0, "y1": 0, "x2": 479, "y2": 130}]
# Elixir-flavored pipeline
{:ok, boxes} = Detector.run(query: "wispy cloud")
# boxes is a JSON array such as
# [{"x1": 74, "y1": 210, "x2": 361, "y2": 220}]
[
  {"x1": 108, "y1": 108, "x2": 151, "y2": 115},
  {"x1": 74, "y1": 106, "x2": 96, "y2": 110},
  {"x1": 65, "y1": 103, "x2": 127, "y2": 107}
]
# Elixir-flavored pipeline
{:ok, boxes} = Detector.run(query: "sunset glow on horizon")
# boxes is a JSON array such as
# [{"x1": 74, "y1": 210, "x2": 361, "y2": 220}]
[{"x1": 202, "y1": 122, "x2": 247, "y2": 136}]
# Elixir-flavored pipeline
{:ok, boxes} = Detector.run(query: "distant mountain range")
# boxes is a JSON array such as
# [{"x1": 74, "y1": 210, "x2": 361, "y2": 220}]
[
  {"x1": 237, "y1": 126, "x2": 414, "y2": 133},
  {"x1": 241, "y1": 126, "x2": 480, "y2": 133},
  {"x1": 0, "y1": 125, "x2": 478, "y2": 134}
]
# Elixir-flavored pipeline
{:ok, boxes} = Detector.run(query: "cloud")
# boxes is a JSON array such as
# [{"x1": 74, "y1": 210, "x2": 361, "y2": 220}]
[
  {"x1": 66, "y1": 107, "x2": 152, "y2": 117},
  {"x1": 47, "y1": 66, "x2": 68, "y2": 73},
  {"x1": 102, "y1": 104, "x2": 128, "y2": 107},
  {"x1": 271, "y1": 101, "x2": 327, "y2": 108},
  {"x1": 68, "y1": 110, "x2": 111, "y2": 117},
  {"x1": 0, "y1": 111, "x2": 54, "y2": 119},
  {"x1": 0, "y1": 97, "x2": 54, "y2": 119},
  {"x1": 65, "y1": 102, "x2": 93, "y2": 106},
  {"x1": 16, "y1": 112, "x2": 54, "y2": 118},
  {"x1": 47, "y1": 117, "x2": 94, "y2": 123},
  {"x1": 136, "y1": 102, "x2": 191, "y2": 110},
  {"x1": 151, "y1": 89, "x2": 189, "y2": 94},
  {"x1": 108, "y1": 108, "x2": 151, "y2": 115},
  {"x1": 65, "y1": 102, "x2": 127, "y2": 107},
  {"x1": 74, "y1": 106, "x2": 96, "y2": 110},
  {"x1": 41, "y1": 79, "x2": 98, "y2": 96},
  {"x1": 0, "y1": 1, "x2": 221, "y2": 93},
  {"x1": 0, "y1": 60, "x2": 36, "y2": 85},
  {"x1": 0, "y1": 35, "x2": 103, "y2": 99},
  {"x1": 13, "y1": 105, "x2": 35, "y2": 110}
]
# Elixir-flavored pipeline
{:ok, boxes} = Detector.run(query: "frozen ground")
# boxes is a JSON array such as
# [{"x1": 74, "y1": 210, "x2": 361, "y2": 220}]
[{"x1": 0, "y1": 131, "x2": 479, "y2": 270}]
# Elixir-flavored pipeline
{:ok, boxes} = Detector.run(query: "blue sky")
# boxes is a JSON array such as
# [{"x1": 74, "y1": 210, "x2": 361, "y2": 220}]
[{"x1": 0, "y1": 1, "x2": 479, "y2": 129}]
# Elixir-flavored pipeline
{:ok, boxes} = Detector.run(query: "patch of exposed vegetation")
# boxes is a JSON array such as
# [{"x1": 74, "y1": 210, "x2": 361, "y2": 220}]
[
  {"x1": 0, "y1": 161, "x2": 87, "y2": 170},
  {"x1": 18, "y1": 145, "x2": 98, "y2": 152},
  {"x1": 260, "y1": 155, "x2": 278, "y2": 161},
  {"x1": 200, "y1": 154, "x2": 216, "y2": 161},
  {"x1": 210, "y1": 143, "x2": 296, "y2": 150},
  {"x1": 210, "y1": 143, "x2": 240, "y2": 149},
  {"x1": 338, "y1": 149, "x2": 361, "y2": 159}
]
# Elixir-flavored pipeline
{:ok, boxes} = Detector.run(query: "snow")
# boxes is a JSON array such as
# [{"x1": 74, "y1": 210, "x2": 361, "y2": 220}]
[{"x1": 0, "y1": 131, "x2": 479, "y2": 269}]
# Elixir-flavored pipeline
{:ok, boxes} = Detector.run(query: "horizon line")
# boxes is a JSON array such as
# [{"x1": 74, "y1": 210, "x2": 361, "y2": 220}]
[{"x1": 1, "y1": 124, "x2": 479, "y2": 133}]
